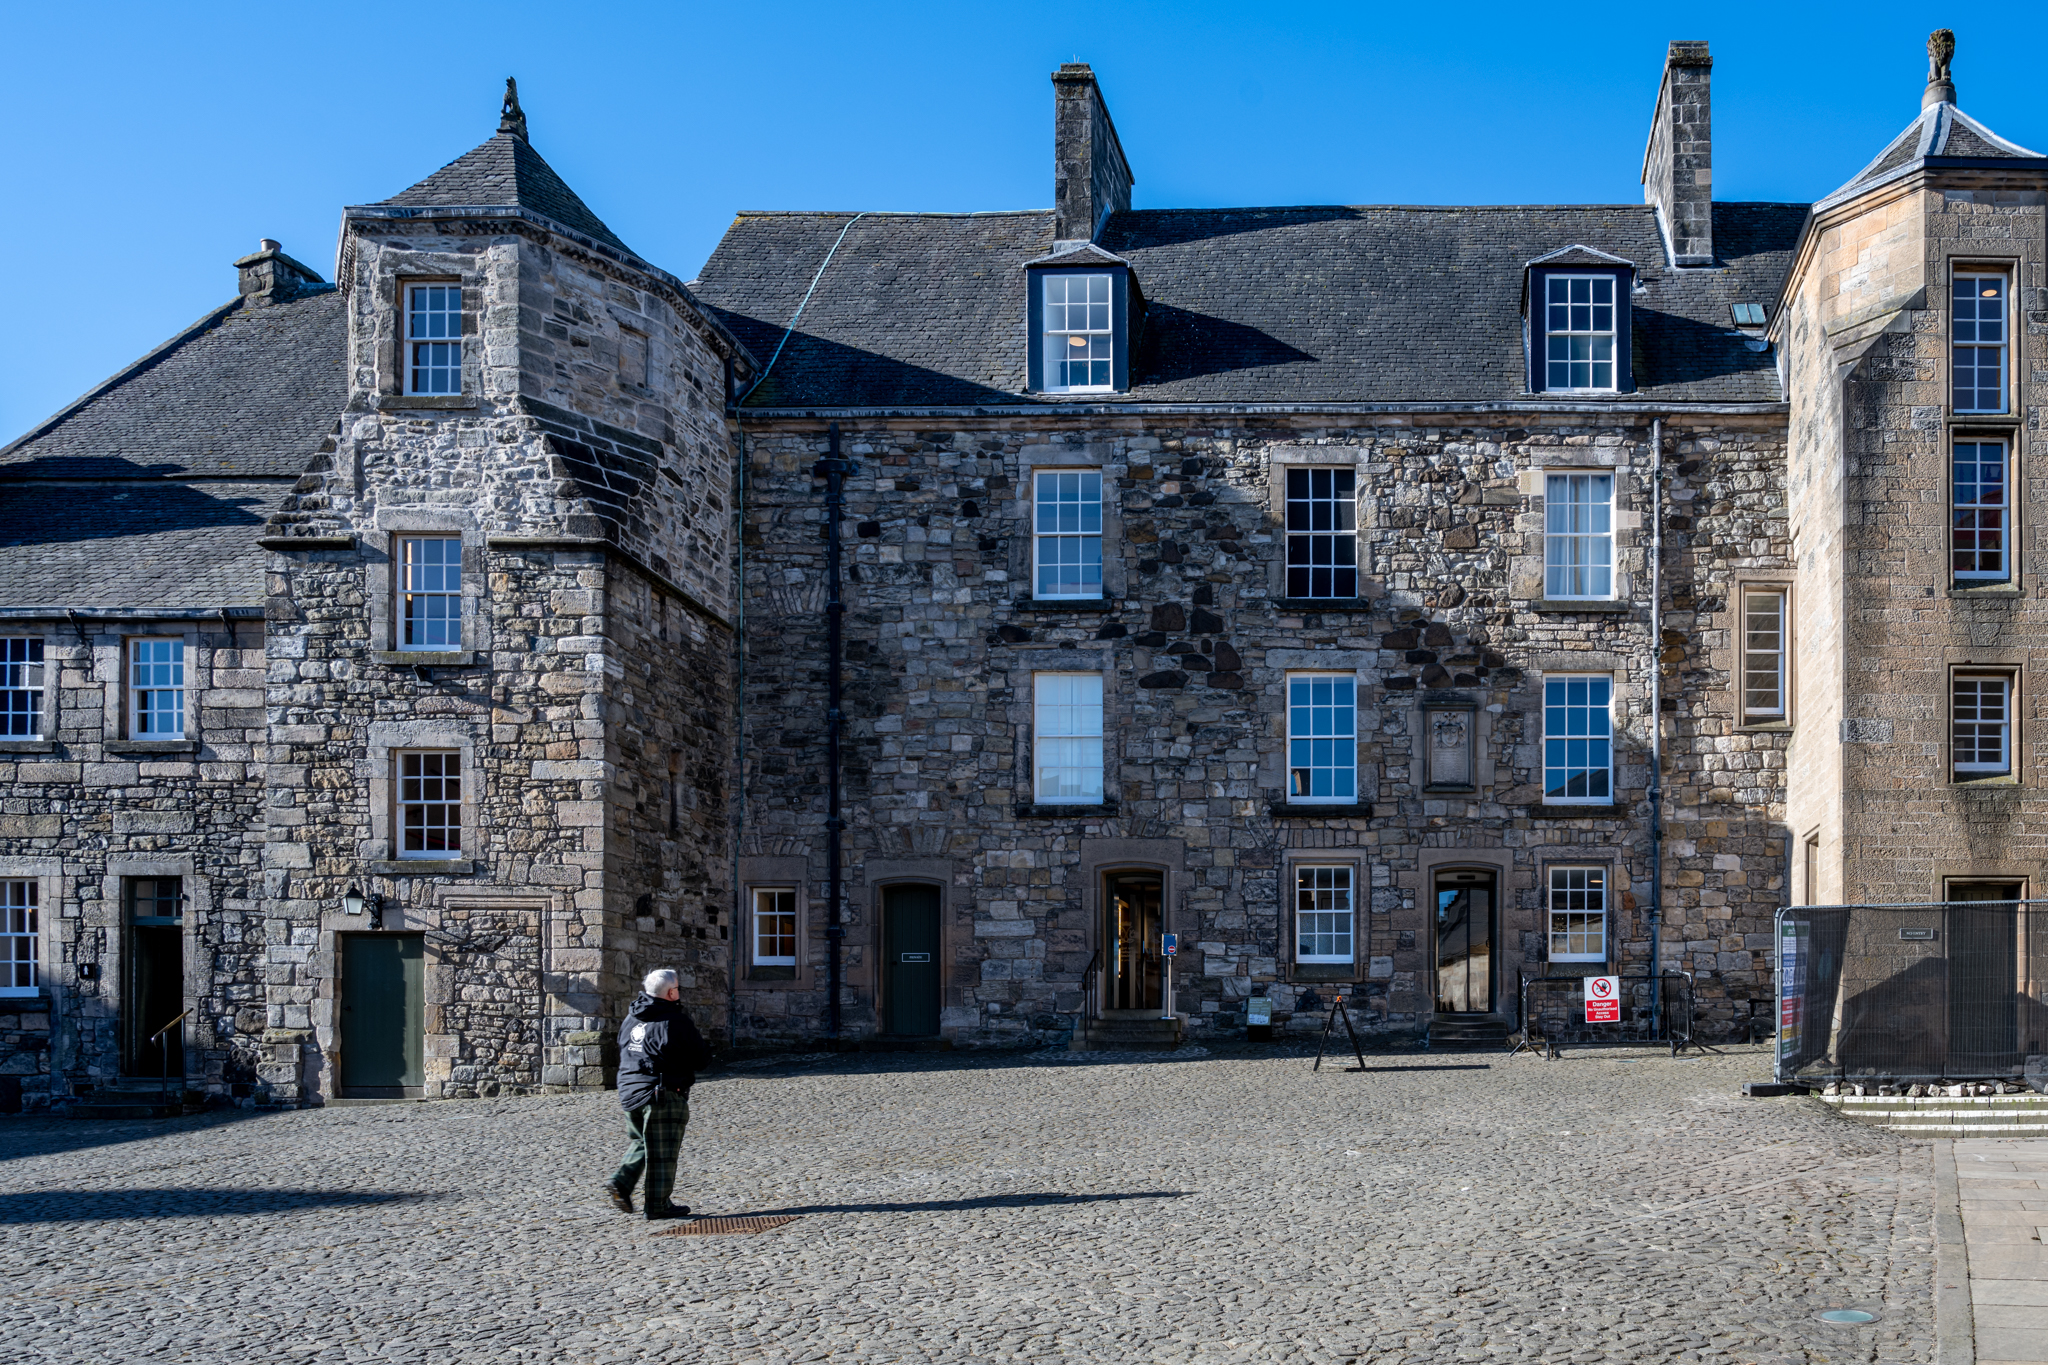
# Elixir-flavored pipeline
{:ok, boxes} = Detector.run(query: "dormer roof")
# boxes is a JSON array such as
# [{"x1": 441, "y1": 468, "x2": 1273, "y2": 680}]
[
  {"x1": 1021, "y1": 241, "x2": 1130, "y2": 270},
  {"x1": 1525, "y1": 244, "x2": 1637, "y2": 269}
]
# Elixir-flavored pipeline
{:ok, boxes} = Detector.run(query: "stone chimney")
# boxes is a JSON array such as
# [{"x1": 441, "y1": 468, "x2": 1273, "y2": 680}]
[
  {"x1": 234, "y1": 239, "x2": 324, "y2": 307},
  {"x1": 1052, "y1": 63, "x2": 1133, "y2": 243},
  {"x1": 1641, "y1": 41, "x2": 1714, "y2": 267}
]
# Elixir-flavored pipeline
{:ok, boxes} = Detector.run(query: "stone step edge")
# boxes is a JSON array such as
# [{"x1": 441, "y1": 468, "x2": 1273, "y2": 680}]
[
  {"x1": 1820, "y1": 1095, "x2": 2048, "y2": 1106},
  {"x1": 1882, "y1": 1124, "x2": 2048, "y2": 1133}
]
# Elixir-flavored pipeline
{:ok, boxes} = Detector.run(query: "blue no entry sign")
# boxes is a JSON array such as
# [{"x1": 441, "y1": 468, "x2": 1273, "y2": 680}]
[{"x1": 1162, "y1": 933, "x2": 1178, "y2": 956}]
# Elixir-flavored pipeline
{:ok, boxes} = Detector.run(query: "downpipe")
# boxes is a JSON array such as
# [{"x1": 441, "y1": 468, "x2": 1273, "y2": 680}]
[
  {"x1": 814, "y1": 423, "x2": 851, "y2": 1040},
  {"x1": 1648, "y1": 417, "x2": 1666, "y2": 1038}
]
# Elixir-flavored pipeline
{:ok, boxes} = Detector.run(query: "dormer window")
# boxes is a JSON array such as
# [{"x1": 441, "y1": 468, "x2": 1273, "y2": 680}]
[
  {"x1": 1044, "y1": 275, "x2": 1113, "y2": 391},
  {"x1": 1544, "y1": 276, "x2": 1617, "y2": 391},
  {"x1": 1024, "y1": 253, "x2": 1137, "y2": 395},
  {"x1": 1525, "y1": 251, "x2": 1634, "y2": 395}
]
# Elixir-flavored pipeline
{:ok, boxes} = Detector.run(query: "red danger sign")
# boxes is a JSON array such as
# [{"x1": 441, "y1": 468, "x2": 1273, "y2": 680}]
[{"x1": 1584, "y1": 975, "x2": 1621, "y2": 1023}]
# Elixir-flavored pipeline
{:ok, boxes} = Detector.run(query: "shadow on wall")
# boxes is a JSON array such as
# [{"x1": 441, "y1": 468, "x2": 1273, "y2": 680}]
[{"x1": 0, "y1": 1187, "x2": 445, "y2": 1225}]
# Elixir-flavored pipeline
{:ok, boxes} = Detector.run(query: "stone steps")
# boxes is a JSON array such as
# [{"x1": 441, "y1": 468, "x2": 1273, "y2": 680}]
[
  {"x1": 1429, "y1": 1015, "x2": 1511, "y2": 1049},
  {"x1": 1071, "y1": 1015, "x2": 1183, "y2": 1052},
  {"x1": 66, "y1": 1084, "x2": 193, "y2": 1120},
  {"x1": 1820, "y1": 1093, "x2": 2048, "y2": 1134}
]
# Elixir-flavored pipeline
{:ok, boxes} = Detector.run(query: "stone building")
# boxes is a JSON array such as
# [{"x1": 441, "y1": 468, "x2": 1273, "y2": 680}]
[{"x1": 1, "y1": 37, "x2": 2040, "y2": 1108}]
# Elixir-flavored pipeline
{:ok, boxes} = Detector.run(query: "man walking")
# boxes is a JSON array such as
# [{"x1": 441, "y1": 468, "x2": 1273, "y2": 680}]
[{"x1": 605, "y1": 968, "x2": 713, "y2": 1221}]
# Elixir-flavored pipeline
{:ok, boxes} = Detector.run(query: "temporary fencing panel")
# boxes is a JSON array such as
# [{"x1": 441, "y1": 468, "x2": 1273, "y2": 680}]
[
  {"x1": 1775, "y1": 901, "x2": 2048, "y2": 1084},
  {"x1": 1519, "y1": 972, "x2": 1696, "y2": 1048}
]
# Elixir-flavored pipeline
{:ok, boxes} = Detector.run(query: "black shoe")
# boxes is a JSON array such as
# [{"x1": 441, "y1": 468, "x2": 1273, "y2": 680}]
[
  {"x1": 603, "y1": 1182, "x2": 633, "y2": 1214},
  {"x1": 645, "y1": 1203, "x2": 691, "y2": 1221}
]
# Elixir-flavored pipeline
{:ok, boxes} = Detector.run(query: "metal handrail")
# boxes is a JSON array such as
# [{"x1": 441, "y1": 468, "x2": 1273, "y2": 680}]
[
  {"x1": 1079, "y1": 950, "x2": 1101, "y2": 1029},
  {"x1": 150, "y1": 1010, "x2": 190, "y2": 1088}
]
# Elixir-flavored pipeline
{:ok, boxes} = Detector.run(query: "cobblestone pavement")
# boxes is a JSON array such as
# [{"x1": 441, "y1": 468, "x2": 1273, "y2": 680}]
[{"x1": 1, "y1": 1043, "x2": 1933, "y2": 1364}]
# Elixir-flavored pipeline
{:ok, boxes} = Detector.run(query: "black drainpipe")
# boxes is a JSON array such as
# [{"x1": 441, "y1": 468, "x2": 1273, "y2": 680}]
[{"x1": 814, "y1": 422, "x2": 850, "y2": 1040}]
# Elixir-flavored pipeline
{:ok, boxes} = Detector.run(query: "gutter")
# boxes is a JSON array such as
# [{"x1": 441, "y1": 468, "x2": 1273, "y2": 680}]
[
  {"x1": 0, "y1": 605, "x2": 265, "y2": 620},
  {"x1": 737, "y1": 401, "x2": 1790, "y2": 422}
]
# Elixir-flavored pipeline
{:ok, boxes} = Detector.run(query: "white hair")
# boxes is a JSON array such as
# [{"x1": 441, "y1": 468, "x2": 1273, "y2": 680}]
[{"x1": 642, "y1": 968, "x2": 679, "y2": 997}]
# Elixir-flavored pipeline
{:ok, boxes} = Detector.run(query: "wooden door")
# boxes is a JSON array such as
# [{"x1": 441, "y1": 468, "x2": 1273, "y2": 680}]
[
  {"x1": 341, "y1": 934, "x2": 425, "y2": 1094},
  {"x1": 882, "y1": 885, "x2": 941, "y2": 1037}
]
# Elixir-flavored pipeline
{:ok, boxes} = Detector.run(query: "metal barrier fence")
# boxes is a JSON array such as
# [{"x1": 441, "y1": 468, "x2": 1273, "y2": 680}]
[
  {"x1": 1515, "y1": 972, "x2": 1699, "y2": 1053},
  {"x1": 1776, "y1": 901, "x2": 2048, "y2": 1085}
]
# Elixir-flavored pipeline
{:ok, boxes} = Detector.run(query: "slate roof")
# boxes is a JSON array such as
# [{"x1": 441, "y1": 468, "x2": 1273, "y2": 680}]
[
  {"x1": 380, "y1": 133, "x2": 635, "y2": 256},
  {"x1": 0, "y1": 287, "x2": 345, "y2": 609},
  {"x1": 695, "y1": 202, "x2": 1808, "y2": 408},
  {"x1": 1825, "y1": 101, "x2": 2046, "y2": 207},
  {"x1": 0, "y1": 288, "x2": 347, "y2": 479}
]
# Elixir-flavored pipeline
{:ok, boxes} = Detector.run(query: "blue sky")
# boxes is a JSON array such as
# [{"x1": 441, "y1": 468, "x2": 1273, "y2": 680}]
[{"x1": 2, "y1": 0, "x2": 2042, "y2": 442}]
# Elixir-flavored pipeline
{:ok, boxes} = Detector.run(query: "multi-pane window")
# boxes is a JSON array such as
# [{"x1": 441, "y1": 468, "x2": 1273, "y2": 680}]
[
  {"x1": 0, "y1": 881, "x2": 36, "y2": 997},
  {"x1": 1294, "y1": 865, "x2": 1354, "y2": 964},
  {"x1": 1544, "y1": 474, "x2": 1614, "y2": 599},
  {"x1": 1286, "y1": 674, "x2": 1358, "y2": 802},
  {"x1": 399, "y1": 536, "x2": 462, "y2": 649},
  {"x1": 1952, "y1": 274, "x2": 2008, "y2": 414},
  {"x1": 1285, "y1": 468, "x2": 1358, "y2": 599},
  {"x1": 753, "y1": 889, "x2": 798, "y2": 967},
  {"x1": 1033, "y1": 471, "x2": 1103, "y2": 599},
  {"x1": 398, "y1": 751, "x2": 463, "y2": 857},
  {"x1": 1741, "y1": 590, "x2": 1787, "y2": 723},
  {"x1": 1953, "y1": 441, "x2": 2009, "y2": 581},
  {"x1": 1, "y1": 637, "x2": 44, "y2": 737},
  {"x1": 1033, "y1": 673, "x2": 1104, "y2": 804},
  {"x1": 405, "y1": 284, "x2": 462, "y2": 396},
  {"x1": 127, "y1": 876, "x2": 183, "y2": 922},
  {"x1": 1547, "y1": 867, "x2": 1606, "y2": 962},
  {"x1": 129, "y1": 639, "x2": 184, "y2": 738},
  {"x1": 1544, "y1": 275, "x2": 1617, "y2": 391},
  {"x1": 1953, "y1": 676, "x2": 2012, "y2": 778},
  {"x1": 1043, "y1": 274, "x2": 1113, "y2": 391},
  {"x1": 1542, "y1": 675, "x2": 1612, "y2": 803}
]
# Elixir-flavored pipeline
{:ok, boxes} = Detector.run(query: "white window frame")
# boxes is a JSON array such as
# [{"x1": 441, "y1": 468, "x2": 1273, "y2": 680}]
[
  {"x1": 1953, "y1": 439, "x2": 2011, "y2": 582},
  {"x1": 1543, "y1": 274, "x2": 1618, "y2": 392},
  {"x1": 1033, "y1": 673, "x2": 1104, "y2": 804},
  {"x1": 0, "y1": 878, "x2": 38, "y2": 997},
  {"x1": 404, "y1": 283, "x2": 463, "y2": 396},
  {"x1": 1032, "y1": 470, "x2": 1104, "y2": 600},
  {"x1": 1543, "y1": 473, "x2": 1614, "y2": 600},
  {"x1": 1740, "y1": 589, "x2": 1788, "y2": 723},
  {"x1": 128, "y1": 638, "x2": 185, "y2": 738},
  {"x1": 397, "y1": 750, "x2": 463, "y2": 859},
  {"x1": 1, "y1": 637, "x2": 44, "y2": 739},
  {"x1": 752, "y1": 888, "x2": 798, "y2": 968},
  {"x1": 397, "y1": 535, "x2": 463, "y2": 651},
  {"x1": 1952, "y1": 272, "x2": 2009, "y2": 415},
  {"x1": 1285, "y1": 673, "x2": 1359, "y2": 804},
  {"x1": 1953, "y1": 674, "x2": 2013, "y2": 778},
  {"x1": 1547, "y1": 866, "x2": 1607, "y2": 962},
  {"x1": 1041, "y1": 273, "x2": 1114, "y2": 394},
  {"x1": 1542, "y1": 674, "x2": 1613, "y2": 804},
  {"x1": 1284, "y1": 467, "x2": 1358, "y2": 599},
  {"x1": 1293, "y1": 864, "x2": 1355, "y2": 965}
]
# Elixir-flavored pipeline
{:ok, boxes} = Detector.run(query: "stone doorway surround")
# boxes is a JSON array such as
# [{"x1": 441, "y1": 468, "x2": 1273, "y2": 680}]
[{"x1": 1405, "y1": 847, "x2": 1520, "y2": 1023}]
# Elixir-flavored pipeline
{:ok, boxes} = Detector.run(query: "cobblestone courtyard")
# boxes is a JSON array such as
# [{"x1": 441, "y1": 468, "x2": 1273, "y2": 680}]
[{"x1": 2, "y1": 1045, "x2": 1933, "y2": 1364}]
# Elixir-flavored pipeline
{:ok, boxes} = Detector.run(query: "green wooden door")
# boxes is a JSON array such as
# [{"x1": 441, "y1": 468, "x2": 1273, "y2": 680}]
[
  {"x1": 882, "y1": 884, "x2": 941, "y2": 1037},
  {"x1": 341, "y1": 934, "x2": 425, "y2": 1092}
]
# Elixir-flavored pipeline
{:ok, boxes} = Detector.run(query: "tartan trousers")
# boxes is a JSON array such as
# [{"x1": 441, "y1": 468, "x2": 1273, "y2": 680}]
[{"x1": 611, "y1": 1092, "x2": 690, "y2": 1209}]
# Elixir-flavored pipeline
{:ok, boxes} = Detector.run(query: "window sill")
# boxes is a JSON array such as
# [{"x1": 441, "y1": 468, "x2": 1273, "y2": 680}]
[
  {"x1": 1269, "y1": 802, "x2": 1373, "y2": 818},
  {"x1": 1014, "y1": 802, "x2": 1120, "y2": 819},
  {"x1": 372, "y1": 651, "x2": 479, "y2": 667},
  {"x1": 1530, "y1": 599, "x2": 1630, "y2": 614},
  {"x1": 1291, "y1": 963, "x2": 1361, "y2": 983},
  {"x1": 1272, "y1": 599, "x2": 1372, "y2": 612},
  {"x1": 369, "y1": 859, "x2": 476, "y2": 876},
  {"x1": 1951, "y1": 583, "x2": 2023, "y2": 598},
  {"x1": 1013, "y1": 598, "x2": 1116, "y2": 613},
  {"x1": 1526, "y1": 802, "x2": 1624, "y2": 818},
  {"x1": 1952, "y1": 775, "x2": 2019, "y2": 788},
  {"x1": 1736, "y1": 721, "x2": 1794, "y2": 734},
  {"x1": 0, "y1": 739, "x2": 56, "y2": 753},
  {"x1": 105, "y1": 740, "x2": 198, "y2": 755},
  {"x1": 376, "y1": 395, "x2": 479, "y2": 411}
]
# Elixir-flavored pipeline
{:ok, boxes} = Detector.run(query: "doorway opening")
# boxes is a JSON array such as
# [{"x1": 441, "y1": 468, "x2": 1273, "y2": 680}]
[
  {"x1": 881, "y1": 883, "x2": 941, "y2": 1037},
  {"x1": 1106, "y1": 871, "x2": 1164, "y2": 1012},
  {"x1": 1434, "y1": 870, "x2": 1496, "y2": 1014},
  {"x1": 123, "y1": 877, "x2": 185, "y2": 1078},
  {"x1": 340, "y1": 933, "x2": 426, "y2": 1096}
]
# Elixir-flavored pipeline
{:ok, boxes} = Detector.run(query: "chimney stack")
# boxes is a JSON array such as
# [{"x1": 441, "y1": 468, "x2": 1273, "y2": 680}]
[
  {"x1": 234, "y1": 240, "x2": 324, "y2": 307},
  {"x1": 1641, "y1": 41, "x2": 1714, "y2": 267},
  {"x1": 1052, "y1": 64, "x2": 1133, "y2": 243}
]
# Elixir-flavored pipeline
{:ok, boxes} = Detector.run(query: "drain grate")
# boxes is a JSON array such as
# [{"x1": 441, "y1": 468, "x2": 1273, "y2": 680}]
[{"x1": 656, "y1": 1214, "x2": 799, "y2": 1237}]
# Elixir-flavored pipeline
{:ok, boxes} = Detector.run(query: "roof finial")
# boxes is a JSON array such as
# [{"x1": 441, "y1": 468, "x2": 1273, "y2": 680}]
[
  {"x1": 1924, "y1": 29, "x2": 1956, "y2": 109},
  {"x1": 499, "y1": 77, "x2": 528, "y2": 141}
]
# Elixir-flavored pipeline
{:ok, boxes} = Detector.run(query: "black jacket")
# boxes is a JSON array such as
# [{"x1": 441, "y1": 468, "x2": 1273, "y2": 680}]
[{"x1": 616, "y1": 992, "x2": 712, "y2": 1112}]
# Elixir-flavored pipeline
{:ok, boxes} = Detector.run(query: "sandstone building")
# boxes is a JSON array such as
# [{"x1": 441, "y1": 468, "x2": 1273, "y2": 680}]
[{"x1": 0, "y1": 37, "x2": 2040, "y2": 1108}]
